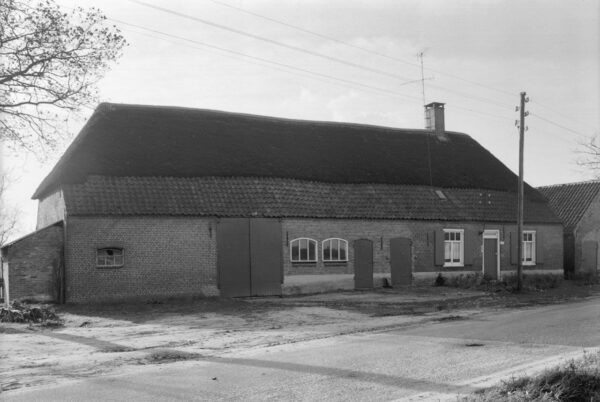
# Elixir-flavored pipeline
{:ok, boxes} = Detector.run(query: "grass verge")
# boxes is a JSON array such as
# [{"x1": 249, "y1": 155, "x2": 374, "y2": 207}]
[{"x1": 463, "y1": 350, "x2": 600, "y2": 401}]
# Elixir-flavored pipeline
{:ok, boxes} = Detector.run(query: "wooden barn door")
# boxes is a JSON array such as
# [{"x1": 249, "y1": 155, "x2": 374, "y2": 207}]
[
  {"x1": 250, "y1": 219, "x2": 282, "y2": 296},
  {"x1": 354, "y1": 239, "x2": 373, "y2": 289},
  {"x1": 217, "y1": 219, "x2": 251, "y2": 297},
  {"x1": 390, "y1": 237, "x2": 412, "y2": 286},
  {"x1": 217, "y1": 218, "x2": 282, "y2": 297}
]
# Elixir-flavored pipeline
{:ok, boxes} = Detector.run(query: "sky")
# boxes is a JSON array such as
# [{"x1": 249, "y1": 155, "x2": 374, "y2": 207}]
[{"x1": 2, "y1": 0, "x2": 599, "y2": 241}]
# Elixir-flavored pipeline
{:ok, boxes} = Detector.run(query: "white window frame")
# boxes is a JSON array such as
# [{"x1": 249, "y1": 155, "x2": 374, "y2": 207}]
[
  {"x1": 443, "y1": 229, "x2": 464, "y2": 267},
  {"x1": 96, "y1": 248, "x2": 124, "y2": 268},
  {"x1": 322, "y1": 238, "x2": 349, "y2": 262},
  {"x1": 522, "y1": 230, "x2": 536, "y2": 266},
  {"x1": 290, "y1": 238, "x2": 318, "y2": 263}
]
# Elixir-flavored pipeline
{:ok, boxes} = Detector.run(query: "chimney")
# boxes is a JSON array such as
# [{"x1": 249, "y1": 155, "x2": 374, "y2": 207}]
[{"x1": 424, "y1": 102, "x2": 445, "y2": 135}]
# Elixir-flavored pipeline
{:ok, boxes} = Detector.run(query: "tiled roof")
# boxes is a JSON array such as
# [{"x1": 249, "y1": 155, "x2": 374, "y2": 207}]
[
  {"x1": 34, "y1": 103, "x2": 545, "y2": 202},
  {"x1": 63, "y1": 176, "x2": 561, "y2": 223},
  {"x1": 537, "y1": 180, "x2": 600, "y2": 232}
]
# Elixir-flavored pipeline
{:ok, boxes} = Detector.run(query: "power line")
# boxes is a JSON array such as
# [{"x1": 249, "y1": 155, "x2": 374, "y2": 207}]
[
  {"x1": 529, "y1": 112, "x2": 591, "y2": 139},
  {"x1": 530, "y1": 100, "x2": 598, "y2": 132},
  {"x1": 110, "y1": 18, "x2": 424, "y2": 102},
  {"x1": 129, "y1": 0, "x2": 418, "y2": 84},
  {"x1": 130, "y1": 0, "x2": 527, "y2": 116},
  {"x1": 205, "y1": 0, "x2": 517, "y2": 99},
  {"x1": 115, "y1": 18, "x2": 520, "y2": 129}
]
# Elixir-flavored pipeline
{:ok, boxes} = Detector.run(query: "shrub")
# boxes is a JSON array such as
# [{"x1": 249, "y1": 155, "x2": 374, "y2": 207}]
[
  {"x1": 434, "y1": 273, "x2": 446, "y2": 286},
  {"x1": 568, "y1": 271, "x2": 600, "y2": 285},
  {"x1": 446, "y1": 273, "x2": 483, "y2": 289}
]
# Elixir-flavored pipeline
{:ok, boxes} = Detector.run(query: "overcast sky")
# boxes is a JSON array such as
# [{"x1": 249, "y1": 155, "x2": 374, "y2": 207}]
[{"x1": 3, "y1": 0, "x2": 599, "y2": 240}]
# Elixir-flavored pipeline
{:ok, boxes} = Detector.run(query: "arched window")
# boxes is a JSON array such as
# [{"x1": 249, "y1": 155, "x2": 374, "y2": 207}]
[
  {"x1": 322, "y1": 238, "x2": 348, "y2": 262},
  {"x1": 290, "y1": 238, "x2": 317, "y2": 262},
  {"x1": 96, "y1": 247, "x2": 124, "y2": 267}
]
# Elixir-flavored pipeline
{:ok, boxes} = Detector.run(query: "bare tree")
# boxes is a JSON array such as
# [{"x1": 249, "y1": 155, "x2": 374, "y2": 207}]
[
  {"x1": 0, "y1": 0, "x2": 126, "y2": 151},
  {"x1": 0, "y1": 174, "x2": 19, "y2": 246},
  {"x1": 577, "y1": 135, "x2": 600, "y2": 178}
]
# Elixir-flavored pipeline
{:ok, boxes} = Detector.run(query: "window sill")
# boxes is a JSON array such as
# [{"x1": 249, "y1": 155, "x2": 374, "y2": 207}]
[
  {"x1": 96, "y1": 265, "x2": 124, "y2": 269},
  {"x1": 291, "y1": 261, "x2": 317, "y2": 265},
  {"x1": 323, "y1": 261, "x2": 348, "y2": 266},
  {"x1": 522, "y1": 262, "x2": 536, "y2": 266},
  {"x1": 443, "y1": 263, "x2": 464, "y2": 268}
]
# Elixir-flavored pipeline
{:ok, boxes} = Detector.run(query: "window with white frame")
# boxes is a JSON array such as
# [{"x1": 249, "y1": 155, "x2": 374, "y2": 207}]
[
  {"x1": 523, "y1": 231, "x2": 536, "y2": 265},
  {"x1": 322, "y1": 238, "x2": 348, "y2": 262},
  {"x1": 96, "y1": 248, "x2": 124, "y2": 268},
  {"x1": 290, "y1": 238, "x2": 317, "y2": 262},
  {"x1": 443, "y1": 229, "x2": 464, "y2": 266}
]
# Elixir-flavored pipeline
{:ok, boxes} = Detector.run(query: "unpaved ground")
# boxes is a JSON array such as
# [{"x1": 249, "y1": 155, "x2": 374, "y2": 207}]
[{"x1": 1, "y1": 282, "x2": 599, "y2": 394}]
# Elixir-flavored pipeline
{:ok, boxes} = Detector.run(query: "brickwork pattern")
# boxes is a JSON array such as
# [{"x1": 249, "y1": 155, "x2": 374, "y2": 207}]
[
  {"x1": 66, "y1": 217, "x2": 218, "y2": 303},
  {"x1": 5, "y1": 224, "x2": 63, "y2": 302},
  {"x1": 282, "y1": 219, "x2": 563, "y2": 276}
]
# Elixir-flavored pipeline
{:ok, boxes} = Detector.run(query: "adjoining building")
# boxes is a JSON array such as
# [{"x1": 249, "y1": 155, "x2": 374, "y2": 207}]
[
  {"x1": 1, "y1": 102, "x2": 563, "y2": 303},
  {"x1": 538, "y1": 180, "x2": 600, "y2": 276}
]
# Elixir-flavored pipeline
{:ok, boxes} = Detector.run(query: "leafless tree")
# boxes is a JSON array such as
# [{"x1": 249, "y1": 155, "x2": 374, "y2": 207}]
[
  {"x1": 0, "y1": 0, "x2": 126, "y2": 152},
  {"x1": 0, "y1": 174, "x2": 19, "y2": 246},
  {"x1": 577, "y1": 135, "x2": 600, "y2": 178}
]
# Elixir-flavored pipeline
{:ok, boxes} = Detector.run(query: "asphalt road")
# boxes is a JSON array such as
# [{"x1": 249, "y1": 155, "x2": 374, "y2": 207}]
[{"x1": 6, "y1": 298, "x2": 600, "y2": 402}]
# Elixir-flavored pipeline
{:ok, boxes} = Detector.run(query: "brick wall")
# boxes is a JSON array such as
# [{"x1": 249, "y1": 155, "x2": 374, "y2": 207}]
[
  {"x1": 575, "y1": 193, "x2": 600, "y2": 273},
  {"x1": 3, "y1": 223, "x2": 63, "y2": 302},
  {"x1": 62, "y1": 216, "x2": 562, "y2": 302},
  {"x1": 36, "y1": 190, "x2": 65, "y2": 229},
  {"x1": 65, "y1": 216, "x2": 218, "y2": 303},
  {"x1": 281, "y1": 219, "x2": 563, "y2": 276}
]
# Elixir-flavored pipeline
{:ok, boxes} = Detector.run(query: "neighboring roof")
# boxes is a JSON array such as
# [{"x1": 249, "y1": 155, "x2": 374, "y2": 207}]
[
  {"x1": 34, "y1": 103, "x2": 545, "y2": 201},
  {"x1": 63, "y1": 176, "x2": 561, "y2": 223},
  {"x1": 1, "y1": 221, "x2": 63, "y2": 253},
  {"x1": 538, "y1": 180, "x2": 600, "y2": 232}
]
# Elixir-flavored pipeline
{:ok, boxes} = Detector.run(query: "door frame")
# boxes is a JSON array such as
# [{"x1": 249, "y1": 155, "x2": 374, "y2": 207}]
[{"x1": 482, "y1": 230, "x2": 500, "y2": 279}]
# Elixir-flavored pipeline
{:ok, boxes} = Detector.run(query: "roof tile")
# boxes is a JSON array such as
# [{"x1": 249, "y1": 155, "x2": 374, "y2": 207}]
[
  {"x1": 538, "y1": 180, "x2": 600, "y2": 232},
  {"x1": 63, "y1": 176, "x2": 560, "y2": 223}
]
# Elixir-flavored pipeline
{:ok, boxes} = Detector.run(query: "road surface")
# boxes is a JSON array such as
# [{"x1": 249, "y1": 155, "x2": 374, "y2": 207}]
[{"x1": 6, "y1": 298, "x2": 600, "y2": 401}]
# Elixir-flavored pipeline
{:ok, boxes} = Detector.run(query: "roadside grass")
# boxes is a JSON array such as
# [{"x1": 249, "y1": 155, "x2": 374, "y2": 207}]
[
  {"x1": 138, "y1": 349, "x2": 202, "y2": 365},
  {"x1": 435, "y1": 272, "x2": 567, "y2": 292},
  {"x1": 463, "y1": 350, "x2": 600, "y2": 401}
]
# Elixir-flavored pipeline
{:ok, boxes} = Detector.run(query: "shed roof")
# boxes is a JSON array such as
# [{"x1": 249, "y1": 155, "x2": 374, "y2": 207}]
[
  {"x1": 63, "y1": 176, "x2": 560, "y2": 223},
  {"x1": 537, "y1": 180, "x2": 600, "y2": 232},
  {"x1": 34, "y1": 103, "x2": 545, "y2": 201}
]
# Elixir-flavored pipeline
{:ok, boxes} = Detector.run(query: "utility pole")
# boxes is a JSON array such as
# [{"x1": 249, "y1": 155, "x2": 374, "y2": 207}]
[{"x1": 516, "y1": 92, "x2": 529, "y2": 291}]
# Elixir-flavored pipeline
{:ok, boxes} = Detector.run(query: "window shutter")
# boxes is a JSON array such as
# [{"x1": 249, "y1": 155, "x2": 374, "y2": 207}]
[
  {"x1": 464, "y1": 230, "x2": 479, "y2": 265},
  {"x1": 536, "y1": 232, "x2": 543, "y2": 264},
  {"x1": 434, "y1": 229, "x2": 444, "y2": 266},
  {"x1": 510, "y1": 231, "x2": 518, "y2": 265}
]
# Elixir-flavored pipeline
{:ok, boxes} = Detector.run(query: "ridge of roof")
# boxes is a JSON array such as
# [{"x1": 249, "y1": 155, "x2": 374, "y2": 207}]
[
  {"x1": 94, "y1": 102, "x2": 470, "y2": 136},
  {"x1": 538, "y1": 178, "x2": 600, "y2": 189}
]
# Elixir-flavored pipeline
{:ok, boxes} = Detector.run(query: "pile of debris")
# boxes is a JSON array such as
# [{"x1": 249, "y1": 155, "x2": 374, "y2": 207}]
[{"x1": 0, "y1": 301, "x2": 62, "y2": 326}]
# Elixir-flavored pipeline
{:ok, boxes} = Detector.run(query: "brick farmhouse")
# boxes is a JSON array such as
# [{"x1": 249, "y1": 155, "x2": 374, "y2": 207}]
[{"x1": 1, "y1": 102, "x2": 563, "y2": 303}]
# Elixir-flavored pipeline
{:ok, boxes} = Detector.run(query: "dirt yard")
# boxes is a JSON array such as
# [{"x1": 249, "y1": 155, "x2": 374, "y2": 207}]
[{"x1": 1, "y1": 282, "x2": 599, "y2": 394}]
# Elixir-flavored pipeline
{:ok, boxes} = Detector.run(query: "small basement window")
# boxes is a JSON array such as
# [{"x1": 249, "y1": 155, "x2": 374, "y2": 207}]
[
  {"x1": 290, "y1": 238, "x2": 317, "y2": 263},
  {"x1": 322, "y1": 238, "x2": 348, "y2": 262},
  {"x1": 97, "y1": 248, "x2": 124, "y2": 268}
]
